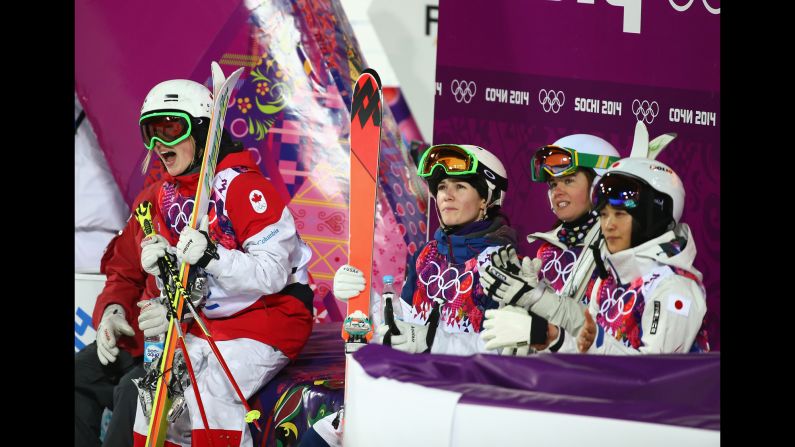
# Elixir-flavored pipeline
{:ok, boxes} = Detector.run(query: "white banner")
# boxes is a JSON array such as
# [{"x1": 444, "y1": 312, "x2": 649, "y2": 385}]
[{"x1": 369, "y1": 0, "x2": 439, "y2": 141}]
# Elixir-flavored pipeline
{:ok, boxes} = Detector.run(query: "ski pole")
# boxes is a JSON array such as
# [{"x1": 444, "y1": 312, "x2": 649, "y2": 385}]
[
  {"x1": 138, "y1": 201, "x2": 214, "y2": 445},
  {"x1": 180, "y1": 296, "x2": 263, "y2": 431},
  {"x1": 171, "y1": 314, "x2": 214, "y2": 447},
  {"x1": 139, "y1": 203, "x2": 262, "y2": 431},
  {"x1": 155, "y1": 245, "x2": 262, "y2": 430}
]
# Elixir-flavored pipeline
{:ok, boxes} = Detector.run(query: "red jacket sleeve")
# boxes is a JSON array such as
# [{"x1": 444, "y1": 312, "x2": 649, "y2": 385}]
[
  {"x1": 91, "y1": 181, "x2": 163, "y2": 357},
  {"x1": 224, "y1": 172, "x2": 287, "y2": 244}
]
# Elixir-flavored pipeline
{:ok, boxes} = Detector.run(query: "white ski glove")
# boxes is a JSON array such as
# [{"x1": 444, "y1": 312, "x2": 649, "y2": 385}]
[
  {"x1": 140, "y1": 234, "x2": 172, "y2": 277},
  {"x1": 376, "y1": 319, "x2": 429, "y2": 353},
  {"x1": 137, "y1": 298, "x2": 170, "y2": 338},
  {"x1": 480, "y1": 305, "x2": 549, "y2": 351},
  {"x1": 96, "y1": 304, "x2": 135, "y2": 365},
  {"x1": 176, "y1": 216, "x2": 219, "y2": 269},
  {"x1": 480, "y1": 246, "x2": 542, "y2": 309},
  {"x1": 333, "y1": 264, "x2": 366, "y2": 301}
]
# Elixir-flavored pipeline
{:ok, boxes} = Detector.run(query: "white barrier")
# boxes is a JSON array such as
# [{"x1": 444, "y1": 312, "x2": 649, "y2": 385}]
[
  {"x1": 75, "y1": 273, "x2": 105, "y2": 352},
  {"x1": 344, "y1": 355, "x2": 719, "y2": 447}
]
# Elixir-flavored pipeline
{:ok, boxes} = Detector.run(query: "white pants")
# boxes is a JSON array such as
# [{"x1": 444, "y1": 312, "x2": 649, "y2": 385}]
[{"x1": 133, "y1": 333, "x2": 289, "y2": 447}]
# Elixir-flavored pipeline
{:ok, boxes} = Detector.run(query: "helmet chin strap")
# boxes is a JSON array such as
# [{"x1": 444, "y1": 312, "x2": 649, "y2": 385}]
[
  {"x1": 589, "y1": 231, "x2": 609, "y2": 280},
  {"x1": 435, "y1": 202, "x2": 454, "y2": 232}
]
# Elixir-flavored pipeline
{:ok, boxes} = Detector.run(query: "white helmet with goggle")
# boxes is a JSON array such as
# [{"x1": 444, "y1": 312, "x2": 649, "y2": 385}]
[
  {"x1": 592, "y1": 157, "x2": 685, "y2": 246},
  {"x1": 531, "y1": 134, "x2": 621, "y2": 183},
  {"x1": 139, "y1": 79, "x2": 213, "y2": 150},
  {"x1": 417, "y1": 144, "x2": 508, "y2": 207}
]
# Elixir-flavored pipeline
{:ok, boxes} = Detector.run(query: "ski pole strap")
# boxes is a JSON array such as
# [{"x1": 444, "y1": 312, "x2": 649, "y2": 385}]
[
  {"x1": 196, "y1": 231, "x2": 220, "y2": 268},
  {"x1": 424, "y1": 300, "x2": 443, "y2": 353},
  {"x1": 382, "y1": 298, "x2": 401, "y2": 347},
  {"x1": 590, "y1": 240, "x2": 609, "y2": 280}
]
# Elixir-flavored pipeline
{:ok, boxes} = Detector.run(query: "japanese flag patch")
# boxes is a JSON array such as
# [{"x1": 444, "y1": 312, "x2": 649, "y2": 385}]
[
  {"x1": 249, "y1": 189, "x2": 267, "y2": 213},
  {"x1": 667, "y1": 295, "x2": 691, "y2": 317}
]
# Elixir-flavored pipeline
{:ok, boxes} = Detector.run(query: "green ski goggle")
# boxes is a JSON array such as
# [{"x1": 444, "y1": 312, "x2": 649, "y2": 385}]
[
  {"x1": 531, "y1": 145, "x2": 620, "y2": 182},
  {"x1": 139, "y1": 112, "x2": 192, "y2": 150},
  {"x1": 417, "y1": 144, "x2": 479, "y2": 178}
]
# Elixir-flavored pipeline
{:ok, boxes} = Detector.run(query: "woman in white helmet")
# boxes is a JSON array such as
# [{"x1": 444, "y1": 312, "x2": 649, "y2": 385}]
[
  {"x1": 479, "y1": 134, "x2": 622, "y2": 354},
  {"x1": 333, "y1": 144, "x2": 523, "y2": 355},
  {"x1": 132, "y1": 78, "x2": 314, "y2": 446},
  {"x1": 307, "y1": 144, "x2": 521, "y2": 447},
  {"x1": 576, "y1": 158, "x2": 710, "y2": 354}
]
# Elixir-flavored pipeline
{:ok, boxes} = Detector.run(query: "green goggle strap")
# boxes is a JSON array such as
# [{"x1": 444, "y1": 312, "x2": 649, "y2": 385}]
[{"x1": 533, "y1": 149, "x2": 621, "y2": 181}]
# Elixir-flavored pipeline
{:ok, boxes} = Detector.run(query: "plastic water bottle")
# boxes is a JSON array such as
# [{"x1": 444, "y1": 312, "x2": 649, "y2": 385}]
[
  {"x1": 381, "y1": 275, "x2": 403, "y2": 324},
  {"x1": 143, "y1": 298, "x2": 166, "y2": 372}
]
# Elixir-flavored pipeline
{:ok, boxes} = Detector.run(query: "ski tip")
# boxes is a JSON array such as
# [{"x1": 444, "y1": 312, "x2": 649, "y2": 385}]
[{"x1": 361, "y1": 68, "x2": 382, "y2": 89}]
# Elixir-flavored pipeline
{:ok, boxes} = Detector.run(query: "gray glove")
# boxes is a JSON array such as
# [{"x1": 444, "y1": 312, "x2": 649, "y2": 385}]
[
  {"x1": 480, "y1": 246, "x2": 541, "y2": 309},
  {"x1": 96, "y1": 304, "x2": 135, "y2": 365},
  {"x1": 376, "y1": 319, "x2": 429, "y2": 353},
  {"x1": 137, "y1": 297, "x2": 170, "y2": 338},
  {"x1": 140, "y1": 234, "x2": 172, "y2": 277}
]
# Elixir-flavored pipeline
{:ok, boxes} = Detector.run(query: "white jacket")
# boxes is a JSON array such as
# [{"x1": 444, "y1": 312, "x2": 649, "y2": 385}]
[
  {"x1": 523, "y1": 223, "x2": 601, "y2": 353},
  {"x1": 584, "y1": 224, "x2": 709, "y2": 354}
]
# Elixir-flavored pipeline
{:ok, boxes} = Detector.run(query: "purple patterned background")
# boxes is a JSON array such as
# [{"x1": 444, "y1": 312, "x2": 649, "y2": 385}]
[{"x1": 434, "y1": 0, "x2": 720, "y2": 349}]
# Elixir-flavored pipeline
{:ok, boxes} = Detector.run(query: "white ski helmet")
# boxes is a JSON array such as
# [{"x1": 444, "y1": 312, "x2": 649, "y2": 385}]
[
  {"x1": 140, "y1": 79, "x2": 213, "y2": 119},
  {"x1": 419, "y1": 144, "x2": 509, "y2": 208},
  {"x1": 601, "y1": 157, "x2": 685, "y2": 224},
  {"x1": 532, "y1": 134, "x2": 621, "y2": 183},
  {"x1": 138, "y1": 79, "x2": 214, "y2": 175},
  {"x1": 592, "y1": 157, "x2": 685, "y2": 246}
]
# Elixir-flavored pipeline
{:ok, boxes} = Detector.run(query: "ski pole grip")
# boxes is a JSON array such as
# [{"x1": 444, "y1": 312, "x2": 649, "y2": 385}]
[
  {"x1": 135, "y1": 201, "x2": 171, "y2": 281},
  {"x1": 135, "y1": 201, "x2": 156, "y2": 237}
]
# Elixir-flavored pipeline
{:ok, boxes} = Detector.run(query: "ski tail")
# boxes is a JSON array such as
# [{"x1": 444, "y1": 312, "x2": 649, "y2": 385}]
[{"x1": 342, "y1": 68, "x2": 383, "y2": 348}]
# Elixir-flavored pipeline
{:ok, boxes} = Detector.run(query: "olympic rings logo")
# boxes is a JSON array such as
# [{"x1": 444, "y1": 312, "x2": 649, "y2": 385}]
[
  {"x1": 598, "y1": 287, "x2": 638, "y2": 324},
  {"x1": 418, "y1": 261, "x2": 474, "y2": 302},
  {"x1": 632, "y1": 99, "x2": 659, "y2": 124},
  {"x1": 669, "y1": 0, "x2": 720, "y2": 14},
  {"x1": 538, "y1": 89, "x2": 565, "y2": 113},
  {"x1": 540, "y1": 249, "x2": 577, "y2": 286},
  {"x1": 451, "y1": 80, "x2": 477, "y2": 104},
  {"x1": 167, "y1": 199, "x2": 217, "y2": 233}
]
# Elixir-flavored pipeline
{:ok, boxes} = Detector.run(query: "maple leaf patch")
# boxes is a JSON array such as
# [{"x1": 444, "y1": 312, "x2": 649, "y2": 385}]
[{"x1": 249, "y1": 189, "x2": 268, "y2": 213}]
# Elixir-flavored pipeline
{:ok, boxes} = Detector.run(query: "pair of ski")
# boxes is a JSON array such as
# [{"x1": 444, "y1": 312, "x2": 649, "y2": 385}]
[
  {"x1": 342, "y1": 68, "x2": 387, "y2": 350},
  {"x1": 134, "y1": 62, "x2": 254, "y2": 447}
]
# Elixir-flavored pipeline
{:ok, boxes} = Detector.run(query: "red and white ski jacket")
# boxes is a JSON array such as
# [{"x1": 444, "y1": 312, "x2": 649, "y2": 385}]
[{"x1": 153, "y1": 151, "x2": 313, "y2": 360}]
